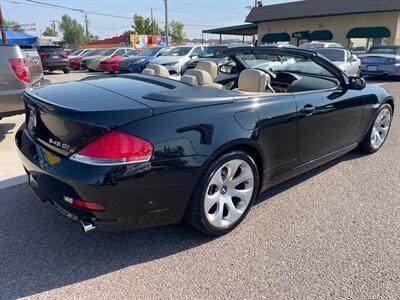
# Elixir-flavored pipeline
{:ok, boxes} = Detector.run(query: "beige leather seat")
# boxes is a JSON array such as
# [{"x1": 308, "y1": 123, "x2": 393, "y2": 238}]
[
  {"x1": 180, "y1": 74, "x2": 198, "y2": 85},
  {"x1": 237, "y1": 69, "x2": 271, "y2": 93},
  {"x1": 195, "y1": 61, "x2": 218, "y2": 81},
  {"x1": 184, "y1": 69, "x2": 223, "y2": 88},
  {"x1": 141, "y1": 68, "x2": 156, "y2": 76},
  {"x1": 142, "y1": 64, "x2": 170, "y2": 78}
]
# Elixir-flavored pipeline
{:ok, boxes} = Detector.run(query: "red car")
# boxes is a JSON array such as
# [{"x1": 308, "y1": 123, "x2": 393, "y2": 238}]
[
  {"x1": 69, "y1": 49, "x2": 104, "y2": 70},
  {"x1": 100, "y1": 49, "x2": 140, "y2": 73}
]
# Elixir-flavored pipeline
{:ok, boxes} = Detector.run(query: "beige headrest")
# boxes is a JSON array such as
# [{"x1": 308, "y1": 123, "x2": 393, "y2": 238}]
[
  {"x1": 238, "y1": 69, "x2": 270, "y2": 93},
  {"x1": 180, "y1": 75, "x2": 198, "y2": 85},
  {"x1": 185, "y1": 69, "x2": 213, "y2": 85},
  {"x1": 145, "y1": 64, "x2": 170, "y2": 78},
  {"x1": 141, "y1": 68, "x2": 156, "y2": 76},
  {"x1": 196, "y1": 61, "x2": 218, "y2": 80}
]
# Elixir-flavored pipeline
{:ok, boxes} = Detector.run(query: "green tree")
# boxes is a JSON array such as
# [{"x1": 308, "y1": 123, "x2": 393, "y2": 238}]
[
  {"x1": 131, "y1": 14, "x2": 162, "y2": 35},
  {"x1": 58, "y1": 15, "x2": 86, "y2": 45},
  {"x1": 42, "y1": 26, "x2": 58, "y2": 36},
  {"x1": 4, "y1": 20, "x2": 22, "y2": 32},
  {"x1": 169, "y1": 21, "x2": 185, "y2": 44}
]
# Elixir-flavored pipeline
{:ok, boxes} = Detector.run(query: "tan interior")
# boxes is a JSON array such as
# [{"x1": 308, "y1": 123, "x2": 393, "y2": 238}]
[
  {"x1": 180, "y1": 74, "x2": 199, "y2": 85},
  {"x1": 195, "y1": 61, "x2": 218, "y2": 81},
  {"x1": 238, "y1": 69, "x2": 271, "y2": 93},
  {"x1": 143, "y1": 64, "x2": 170, "y2": 78},
  {"x1": 141, "y1": 68, "x2": 156, "y2": 76}
]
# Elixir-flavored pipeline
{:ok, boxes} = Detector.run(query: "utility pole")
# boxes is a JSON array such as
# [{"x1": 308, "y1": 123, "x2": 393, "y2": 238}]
[
  {"x1": 84, "y1": 12, "x2": 89, "y2": 40},
  {"x1": 0, "y1": 2, "x2": 7, "y2": 44},
  {"x1": 150, "y1": 7, "x2": 154, "y2": 36},
  {"x1": 164, "y1": 0, "x2": 169, "y2": 45}
]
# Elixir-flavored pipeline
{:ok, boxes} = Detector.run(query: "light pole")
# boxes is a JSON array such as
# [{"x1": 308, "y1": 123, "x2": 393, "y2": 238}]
[{"x1": 164, "y1": 0, "x2": 169, "y2": 45}]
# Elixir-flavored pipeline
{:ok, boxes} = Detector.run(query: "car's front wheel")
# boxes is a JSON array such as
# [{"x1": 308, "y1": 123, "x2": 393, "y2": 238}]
[
  {"x1": 185, "y1": 151, "x2": 259, "y2": 235},
  {"x1": 359, "y1": 103, "x2": 393, "y2": 153}
]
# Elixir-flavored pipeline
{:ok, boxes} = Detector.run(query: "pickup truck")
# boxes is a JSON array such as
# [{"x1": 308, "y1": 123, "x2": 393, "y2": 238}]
[{"x1": 0, "y1": 45, "x2": 48, "y2": 120}]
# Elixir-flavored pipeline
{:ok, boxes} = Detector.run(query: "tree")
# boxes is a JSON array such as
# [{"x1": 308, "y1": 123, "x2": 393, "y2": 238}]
[
  {"x1": 4, "y1": 20, "x2": 22, "y2": 32},
  {"x1": 131, "y1": 14, "x2": 162, "y2": 35},
  {"x1": 169, "y1": 21, "x2": 185, "y2": 44},
  {"x1": 58, "y1": 15, "x2": 86, "y2": 45},
  {"x1": 42, "y1": 26, "x2": 58, "y2": 37}
]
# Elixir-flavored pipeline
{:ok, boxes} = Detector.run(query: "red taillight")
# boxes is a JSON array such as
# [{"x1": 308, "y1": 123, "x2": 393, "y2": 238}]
[
  {"x1": 385, "y1": 58, "x2": 400, "y2": 64},
  {"x1": 70, "y1": 130, "x2": 153, "y2": 165},
  {"x1": 63, "y1": 196, "x2": 105, "y2": 211},
  {"x1": 8, "y1": 58, "x2": 31, "y2": 83}
]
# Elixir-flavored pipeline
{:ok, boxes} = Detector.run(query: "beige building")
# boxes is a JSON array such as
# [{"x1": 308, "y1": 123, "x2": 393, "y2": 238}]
[{"x1": 245, "y1": 0, "x2": 400, "y2": 49}]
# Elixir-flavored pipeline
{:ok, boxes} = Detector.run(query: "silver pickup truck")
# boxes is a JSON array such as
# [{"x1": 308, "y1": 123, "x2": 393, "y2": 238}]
[{"x1": 0, "y1": 45, "x2": 48, "y2": 120}]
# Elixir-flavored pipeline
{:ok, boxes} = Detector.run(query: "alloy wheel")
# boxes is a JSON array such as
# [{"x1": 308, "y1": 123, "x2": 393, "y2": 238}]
[
  {"x1": 371, "y1": 108, "x2": 391, "y2": 150},
  {"x1": 204, "y1": 159, "x2": 255, "y2": 229}
]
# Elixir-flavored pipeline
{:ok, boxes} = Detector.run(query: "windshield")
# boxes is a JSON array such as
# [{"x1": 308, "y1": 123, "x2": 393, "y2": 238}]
[
  {"x1": 138, "y1": 47, "x2": 162, "y2": 56},
  {"x1": 83, "y1": 49, "x2": 100, "y2": 56},
  {"x1": 70, "y1": 49, "x2": 83, "y2": 56},
  {"x1": 315, "y1": 49, "x2": 345, "y2": 62},
  {"x1": 238, "y1": 52, "x2": 334, "y2": 77},
  {"x1": 162, "y1": 47, "x2": 191, "y2": 56},
  {"x1": 125, "y1": 50, "x2": 138, "y2": 56},
  {"x1": 368, "y1": 47, "x2": 398, "y2": 54},
  {"x1": 200, "y1": 47, "x2": 226, "y2": 58},
  {"x1": 99, "y1": 48, "x2": 116, "y2": 56}
]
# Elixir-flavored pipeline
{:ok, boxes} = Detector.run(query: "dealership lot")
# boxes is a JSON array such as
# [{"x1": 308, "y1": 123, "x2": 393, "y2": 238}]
[{"x1": 0, "y1": 72, "x2": 399, "y2": 298}]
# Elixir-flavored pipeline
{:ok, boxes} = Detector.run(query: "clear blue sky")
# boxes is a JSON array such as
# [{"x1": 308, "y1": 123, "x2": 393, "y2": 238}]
[{"x1": 1, "y1": 0, "x2": 295, "y2": 39}]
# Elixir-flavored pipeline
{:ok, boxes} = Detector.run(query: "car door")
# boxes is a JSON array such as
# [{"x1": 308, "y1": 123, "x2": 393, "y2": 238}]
[{"x1": 294, "y1": 59, "x2": 365, "y2": 162}]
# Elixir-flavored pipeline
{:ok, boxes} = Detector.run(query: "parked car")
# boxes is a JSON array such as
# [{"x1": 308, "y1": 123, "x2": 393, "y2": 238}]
[
  {"x1": 181, "y1": 45, "x2": 228, "y2": 75},
  {"x1": 84, "y1": 48, "x2": 131, "y2": 71},
  {"x1": 69, "y1": 49, "x2": 104, "y2": 70},
  {"x1": 151, "y1": 45, "x2": 205, "y2": 74},
  {"x1": 68, "y1": 48, "x2": 93, "y2": 60},
  {"x1": 359, "y1": 45, "x2": 400, "y2": 78},
  {"x1": 0, "y1": 45, "x2": 48, "y2": 120},
  {"x1": 314, "y1": 48, "x2": 361, "y2": 76},
  {"x1": 351, "y1": 46, "x2": 366, "y2": 55},
  {"x1": 36, "y1": 45, "x2": 70, "y2": 73},
  {"x1": 299, "y1": 42, "x2": 343, "y2": 50},
  {"x1": 118, "y1": 47, "x2": 171, "y2": 73},
  {"x1": 99, "y1": 49, "x2": 140, "y2": 73},
  {"x1": 16, "y1": 46, "x2": 393, "y2": 235}
]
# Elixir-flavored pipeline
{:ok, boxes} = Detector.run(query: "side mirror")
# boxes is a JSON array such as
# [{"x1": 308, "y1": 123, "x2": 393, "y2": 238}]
[
  {"x1": 218, "y1": 64, "x2": 236, "y2": 74},
  {"x1": 347, "y1": 76, "x2": 366, "y2": 90},
  {"x1": 190, "y1": 53, "x2": 198, "y2": 59}
]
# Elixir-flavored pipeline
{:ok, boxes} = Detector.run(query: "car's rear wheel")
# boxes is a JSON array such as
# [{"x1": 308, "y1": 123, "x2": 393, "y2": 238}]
[
  {"x1": 63, "y1": 67, "x2": 70, "y2": 74},
  {"x1": 185, "y1": 151, "x2": 259, "y2": 235},
  {"x1": 359, "y1": 103, "x2": 393, "y2": 153}
]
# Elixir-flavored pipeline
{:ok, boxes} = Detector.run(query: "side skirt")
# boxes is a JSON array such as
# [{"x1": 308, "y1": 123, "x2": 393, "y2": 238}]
[{"x1": 261, "y1": 142, "x2": 359, "y2": 191}]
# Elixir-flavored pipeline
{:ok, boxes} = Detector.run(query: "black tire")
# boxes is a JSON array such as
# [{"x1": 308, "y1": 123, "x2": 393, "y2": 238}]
[
  {"x1": 359, "y1": 103, "x2": 393, "y2": 154},
  {"x1": 184, "y1": 151, "x2": 259, "y2": 236},
  {"x1": 63, "y1": 67, "x2": 70, "y2": 74}
]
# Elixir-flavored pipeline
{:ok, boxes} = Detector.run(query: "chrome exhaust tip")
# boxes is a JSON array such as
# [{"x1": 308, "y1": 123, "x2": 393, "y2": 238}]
[{"x1": 79, "y1": 220, "x2": 96, "y2": 233}]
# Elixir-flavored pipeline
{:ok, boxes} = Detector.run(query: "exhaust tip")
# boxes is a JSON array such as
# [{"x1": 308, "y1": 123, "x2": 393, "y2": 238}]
[{"x1": 79, "y1": 220, "x2": 96, "y2": 233}]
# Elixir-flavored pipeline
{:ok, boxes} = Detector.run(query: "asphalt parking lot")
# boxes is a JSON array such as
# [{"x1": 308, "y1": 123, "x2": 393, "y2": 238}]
[{"x1": 0, "y1": 72, "x2": 399, "y2": 299}]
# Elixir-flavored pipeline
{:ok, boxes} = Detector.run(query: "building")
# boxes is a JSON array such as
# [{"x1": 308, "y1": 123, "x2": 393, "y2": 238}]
[{"x1": 203, "y1": 0, "x2": 400, "y2": 49}]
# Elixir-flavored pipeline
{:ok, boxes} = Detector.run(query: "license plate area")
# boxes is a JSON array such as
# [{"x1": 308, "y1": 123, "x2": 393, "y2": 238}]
[{"x1": 367, "y1": 65, "x2": 378, "y2": 71}]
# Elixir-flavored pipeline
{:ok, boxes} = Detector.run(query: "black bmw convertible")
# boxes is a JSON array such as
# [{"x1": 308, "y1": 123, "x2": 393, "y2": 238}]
[{"x1": 16, "y1": 46, "x2": 394, "y2": 235}]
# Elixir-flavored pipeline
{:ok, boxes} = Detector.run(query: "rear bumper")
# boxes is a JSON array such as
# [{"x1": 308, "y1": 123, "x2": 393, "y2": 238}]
[
  {"x1": 16, "y1": 126, "x2": 207, "y2": 231},
  {"x1": 43, "y1": 62, "x2": 69, "y2": 71},
  {"x1": 360, "y1": 64, "x2": 400, "y2": 76}
]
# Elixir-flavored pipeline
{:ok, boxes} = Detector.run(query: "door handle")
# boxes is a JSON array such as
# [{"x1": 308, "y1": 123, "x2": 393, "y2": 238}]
[{"x1": 300, "y1": 104, "x2": 315, "y2": 116}]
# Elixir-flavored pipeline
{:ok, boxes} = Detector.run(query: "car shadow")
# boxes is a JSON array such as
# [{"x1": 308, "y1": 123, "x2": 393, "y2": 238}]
[
  {"x1": 0, "y1": 150, "x2": 366, "y2": 298},
  {"x1": 0, "y1": 122, "x2": 16, "y2": 143}
]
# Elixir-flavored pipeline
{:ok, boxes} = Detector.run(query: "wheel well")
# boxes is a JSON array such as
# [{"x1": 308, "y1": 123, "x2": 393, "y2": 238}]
[
  {"x1": 214, "y1": 144, "x2": 264, "y2": 193},
  {"x1": 385, "y1": 98, "x2": 394, "y2": 112}
]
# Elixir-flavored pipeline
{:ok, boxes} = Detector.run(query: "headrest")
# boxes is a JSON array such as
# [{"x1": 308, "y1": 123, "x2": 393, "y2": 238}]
[
  {"x1": 141, "y1": 68, "x2": 156, "y2": 76},
  {"x1": 185, "y1": 69, "x2": 213, "y2": 85},
  {"x1": 238, "y1": 69, "x2": 270, "y2": 93},
  {"x1": 196, "y1": 61, "x2": 218, "y2": 80},
  {"x1": 145, "y1": 64, "x2": 170, "y2": 78},
  {"x1": 180, "y1": 75, "x2": 198, "y2": 85}
]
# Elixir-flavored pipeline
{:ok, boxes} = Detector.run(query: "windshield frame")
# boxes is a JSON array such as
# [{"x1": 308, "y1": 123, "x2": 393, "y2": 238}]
[{"x1": 162, "y1": 47, "x2": 192, "y2": 57}]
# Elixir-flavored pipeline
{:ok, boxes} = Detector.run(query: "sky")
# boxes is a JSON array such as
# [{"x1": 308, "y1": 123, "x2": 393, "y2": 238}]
[{"x1": 0, "y1": 0, "x2": 296, "y2": 40}]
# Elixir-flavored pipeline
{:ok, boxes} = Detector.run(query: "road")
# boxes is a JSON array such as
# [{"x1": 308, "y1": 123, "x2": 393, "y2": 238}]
[{"x1": 0, "y1": 73, "x2": 399, "y2": 299}]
